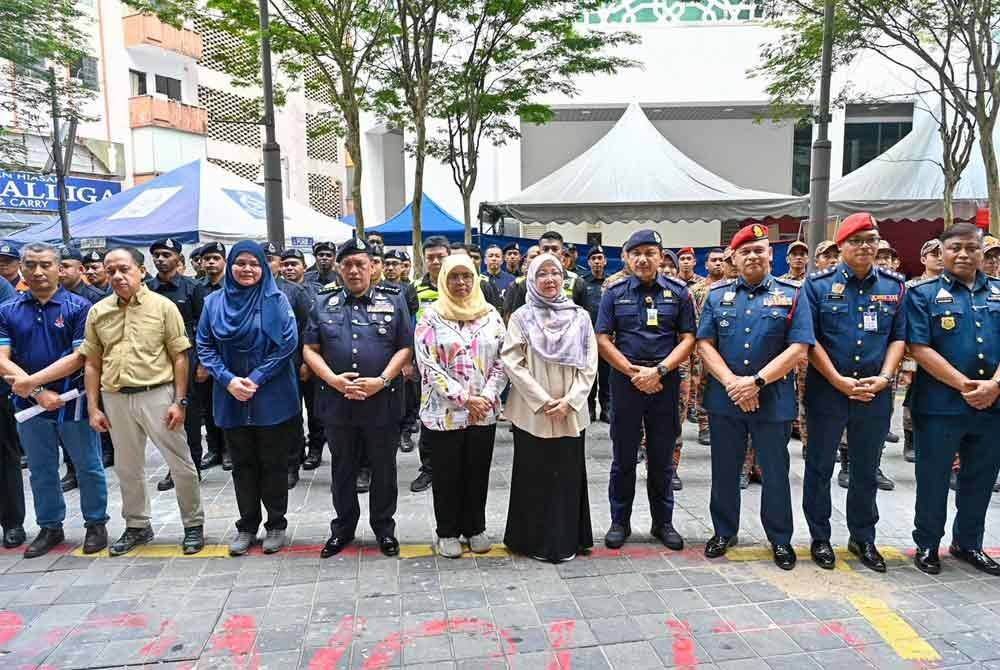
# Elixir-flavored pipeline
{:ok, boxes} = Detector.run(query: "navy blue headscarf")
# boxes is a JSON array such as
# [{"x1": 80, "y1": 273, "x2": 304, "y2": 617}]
[{"x1": 211, "y1": 240, "x2": 285, "y2": 348}]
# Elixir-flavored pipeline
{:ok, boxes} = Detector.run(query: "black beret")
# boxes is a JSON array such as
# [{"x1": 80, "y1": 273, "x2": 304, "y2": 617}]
[
  {"x1": 280, "y1": 248, "x2": 305, "y2": 262},
  {"x1": 259, "y1": 241, "x2": 280, "y2": 257},
  {"x1": 313, "y1": 241, "x2": 336, "y2": 254},
  {"x1": 588, "y1": 245, "x2": 605, "y2": 258},
  {"x1": 60, "y1": 246, "x2": 83, "y2": 262},
  {"x1": 384, "y1": 249, "x2": 405, "y2": 262},
  {"x1": 201, "y1": 242, "x2": 226, "y2": 257},
  {"x1": 335, "y1": 237, "x2": 373, "y2": 263},
  {"x1": 502, "y1": 242, "x2": 520, "y2": 254},
  {"x1": 150, "y1": 238, "x2": 182, "y2": 254},
  {"x1": 82, "y1": 249, "x2": 105, "y2": 264}
]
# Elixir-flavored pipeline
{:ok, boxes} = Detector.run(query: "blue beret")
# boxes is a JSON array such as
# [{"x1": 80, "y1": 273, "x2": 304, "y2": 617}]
[
  {"x1": 587, "y1": 245, "x2": 605, "y2": 258},
  {"x1": 201, "y1": 242, "x2": 226, "y2": 257},
  {"x1": 336, "y1": 237, "x2": 372, "y2": 263},
  {"x1": 280, "y1": 248, "x2": 305, "y2": 262},
  {"x1": 623, "y1": 229, "x2": 662, "y2": 253},
  {"x1": 0, "y1": 241, "x2": 20, "y2": 259},
  {"x1": 150, "y1": 238, "x2": 182, "y2": 254},
  {"x1": 82, "y1": 249, "x2": 105, "y2": 264}
]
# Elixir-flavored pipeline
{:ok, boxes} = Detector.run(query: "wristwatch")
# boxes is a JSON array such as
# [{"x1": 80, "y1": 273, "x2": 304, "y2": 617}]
[
  {"x1": 656, "y1": 364, "x2": 669, "y2": 378},
  {"x1": 176, "y1": 397, "x2": 190, "y2": 408},
  {"x1": 753, "y1": 374, "x2": 766, "y2": 388},
  {"x1": 379, "y1": 374, "x2": 391, "y2": 388},
  {"x1": 880, "y1": 374, "x2": 894, "y2": 385},
  {"x1": 29, "y1": 386, "x2": 44, "y2": 399}
]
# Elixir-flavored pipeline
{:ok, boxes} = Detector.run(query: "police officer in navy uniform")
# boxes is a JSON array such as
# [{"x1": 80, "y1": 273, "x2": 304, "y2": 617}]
[
  {"x1": 59, "y1": 247, "x2": 106, "y2": 305},
  {"x1": 801, "y1": 213, "x2": 906, "y2": 572},
  {"x1": 196, "y1": 241, "x2": 229, "y2": 470},
  {"x1": 82, "y1": 250, "x2": 111, "y2": 296},
  {"x1": 905, "y1": 222, "x2": 1000, "y2": 576},
  {"x1": 304, "y1": 241, "x2": 338, "y2": 286},
  {"x1": 582, "y1": 245, "x2": 610, "y2": 422},
  {"x1": 303, "y1": 237, "x2": 413, "y2": 558},
  {"x1": 147, "y1": 237, "x2": 207, "y2": 491},
  {"x1": 380, "y1": 249, "x2": 420, "y2": 453},
  {"x1": 596, "y1": 230, "x2": 695, "y2": 550},
  {"x1": 697, "y1": 224, "x2": 814, "y2": 570}
]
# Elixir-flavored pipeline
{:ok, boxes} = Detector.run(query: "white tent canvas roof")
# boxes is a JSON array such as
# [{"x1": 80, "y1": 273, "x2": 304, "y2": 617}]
[
  {"x1": 829, "y1": 103, "x2": 994, "y2": 221},
  {"x1": 484, "y1": 103, "x2": 805, "y2": 224}
]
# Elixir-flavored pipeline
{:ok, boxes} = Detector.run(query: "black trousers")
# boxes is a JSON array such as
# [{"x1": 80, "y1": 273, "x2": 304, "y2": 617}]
[
  {"x1": 302, "y1": 377, "x2": 326, "y2": 454},
  {"x1": 225, "y1": 418, "x2": 295, "y2": 533},
  {"x1": 327, "y1": 423, "x2": 398, "y2": 538},
  {"x1": 183, "y1": 351, "x2": 203, "y2": 467},
  {"x1": 0, "y1": 396, "x2": 24, "y2": 531},
  {"x1": 426, "y1": 425, "x2": 496, "y2": 538},
  {"x1": 588, "y1": 359, "x2": 611, "y2": 418},
  {"x1": 196, "y1": 379, "x2": 225, "y2": 456},
  {"x1": 402, "y1": 377, "x2": 420, "y2": 433},
  {"x1": 418, "y1": 423, "x2": 432, "y2": 475}
]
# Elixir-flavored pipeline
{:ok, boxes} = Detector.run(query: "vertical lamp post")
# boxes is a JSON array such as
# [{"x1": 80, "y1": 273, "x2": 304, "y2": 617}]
[
  {"x1": 258, "y1": 0, "x2": 285, "y2": 246},
  {"x1": 807, "y1": 0, "x2": 835, "y2": 272}
]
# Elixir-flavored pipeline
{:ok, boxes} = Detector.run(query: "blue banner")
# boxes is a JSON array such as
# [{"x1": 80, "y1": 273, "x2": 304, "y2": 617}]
[{"x1": 0, "y1": 170, "x2": 121, "y2": 212}]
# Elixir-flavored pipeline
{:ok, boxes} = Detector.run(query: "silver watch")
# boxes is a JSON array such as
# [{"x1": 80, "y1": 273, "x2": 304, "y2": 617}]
[{"x1": 379, "y1": 374, "x2": 391, "y2": 388}]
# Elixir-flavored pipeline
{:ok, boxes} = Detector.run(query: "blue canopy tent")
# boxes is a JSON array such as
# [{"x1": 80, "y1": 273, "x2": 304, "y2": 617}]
[{"x1": 365, "y1": 195, "x2": 471, "y2": 245}]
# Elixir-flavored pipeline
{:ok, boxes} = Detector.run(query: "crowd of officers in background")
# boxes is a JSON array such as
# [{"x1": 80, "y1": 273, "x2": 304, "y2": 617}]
[{"x1": 0, "y1": 217, "x2": 997, "y2": 578}]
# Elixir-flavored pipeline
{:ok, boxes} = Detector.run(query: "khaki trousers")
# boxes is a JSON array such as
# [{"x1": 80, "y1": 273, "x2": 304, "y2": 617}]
[{"x1": 102, "y1": 385, "x2": 204, "y2": 529}]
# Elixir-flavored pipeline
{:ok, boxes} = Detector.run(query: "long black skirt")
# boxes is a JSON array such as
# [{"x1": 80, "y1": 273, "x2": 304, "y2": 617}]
[{"x1": 504, "y1": 427, "x2": 594, "y2": 562}]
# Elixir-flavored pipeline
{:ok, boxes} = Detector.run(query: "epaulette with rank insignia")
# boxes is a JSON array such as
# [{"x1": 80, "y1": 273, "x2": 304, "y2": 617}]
[
  {"x1": 318, "y1": 282, "x2": 343, "y2": 295},
  {"x1": 876, "y1": 267, "x2": 905, "y2": 283},
  {"x1": 908, "y1": 275, "x2": 939, "y2": 288},
  {"x1": 774, "y1": 276, "x2": 802, "y2": 288},
  {"x1": 375, "y1": 283, "x2": 401, "y2": 295},
  {"x1": 709, "y1": 279, "x2": 736, "y2": 291},
  {"x1": 664, "y1": 275, "x2": 687, "y2": 289},
  {"x1": 808, "y1": 267, "x2": 836, "y2": 280},
  {"x1": 603, "y1": 275, "x2": 629, "y2": 291}
]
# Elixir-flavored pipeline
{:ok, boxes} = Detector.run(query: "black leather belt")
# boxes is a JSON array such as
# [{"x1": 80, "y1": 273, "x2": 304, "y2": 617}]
[
  {"x1": 629, "y1": 359, "x2": 662, "y2": 367},
  {"x1": 117, "y1": 383, "x2": 168, "y2": 395}
]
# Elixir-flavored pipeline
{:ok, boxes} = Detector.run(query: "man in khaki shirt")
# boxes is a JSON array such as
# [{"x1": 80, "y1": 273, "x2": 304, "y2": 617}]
[{"x1": 80, "y1": 247, "x2": 204, "y2": 556}]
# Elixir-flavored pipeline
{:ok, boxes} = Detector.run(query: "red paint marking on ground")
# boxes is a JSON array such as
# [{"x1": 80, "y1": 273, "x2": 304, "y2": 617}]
[
  {"x1": 666, "y1": 619, "x2": 699, "y2": 669},
  {"x1": 245, "y1": 543, "x2": 327, "y2": 557},
  {"x1": 546, "y1": 620, "x2": 576, "y2": 670},
  {"x1": 712, "y1": 621, "x2": 736, "y2": 633},
  {"x1": 0, "y1": 610, "x2": 25, "y2": 647},
  {"x1": 140, "y1": 619, "x2": 180, "y2": 659},
  {"x1": 361, "y1": 616, "x2": 517, "y2": 669},
  {"x1": 86, "y1": 613, "x2": 148, "y2": 629},
  {"x1": 307, "y1": 615, "x2": 357, "y2": 670},
  {"x1": 823, "y1": 622, "x2": 863, "y2": 646},
  {"x1": 209, "y1": 614, "x2": 260, "y2": 670}
]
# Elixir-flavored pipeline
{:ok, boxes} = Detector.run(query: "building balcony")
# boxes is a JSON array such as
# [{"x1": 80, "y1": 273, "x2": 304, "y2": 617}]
[
  {"x1": 123, "y1": 13, "x2": 203, "y2": 61},
  {"x1": 129, "y1": 96, "x2": 208, "y2": 135}
]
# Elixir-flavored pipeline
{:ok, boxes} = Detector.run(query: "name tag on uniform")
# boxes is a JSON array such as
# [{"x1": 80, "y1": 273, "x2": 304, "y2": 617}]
[
  {"x1": 863, "y1": 311, "x2": 878, "y2": 332},
  {"x1": 646, "y1": 308, "x2": 659, "y2": 327},
  {"x1": 368, "y1": 303, "x2": 394, "y2": 314},
  {"x1": 870, "y1": 294, "x2": 898, "y2": 303}
]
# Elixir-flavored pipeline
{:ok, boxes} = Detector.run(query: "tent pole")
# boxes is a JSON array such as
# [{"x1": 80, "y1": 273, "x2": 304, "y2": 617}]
[
  {"x1": 259, "y1": 0, "x2": 285, "y2": 246},
  {"x1": 807, "y1": 0, "x2": 835, "y2": 272}
]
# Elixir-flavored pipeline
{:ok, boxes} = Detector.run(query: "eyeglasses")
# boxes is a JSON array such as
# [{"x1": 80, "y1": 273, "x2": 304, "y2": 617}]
[{"x1": 843, "y1": 236, "x2": 881, "y2": 248}]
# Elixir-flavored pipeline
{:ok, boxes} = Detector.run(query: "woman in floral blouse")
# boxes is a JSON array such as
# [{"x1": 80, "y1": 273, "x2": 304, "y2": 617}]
[{"x1": 414, "y1": 254, "x2": 507, "y2": 558}]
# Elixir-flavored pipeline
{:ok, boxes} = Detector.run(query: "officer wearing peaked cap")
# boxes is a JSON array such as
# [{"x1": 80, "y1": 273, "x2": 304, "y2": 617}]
[
  {"x1": 801, "y1": 213, "x2": 906, "y2": 573},
  {"x1": 59, "y1": 246, "x2": 107, "y2": 305},
  {"x1": 305, "y1": 241, "x2": 338, "y2": 286},
  {"x1": 303, "y1": 236, "x2": 413, "y2": 559},
  {"x1": 697, "y1": 223, "x2": 814, "y2": 570},
  {"x1": 596, "y1": 229, "x2": 696, "y2": 551},
  {"x1": 81, "y1": 250, "x2": 111, "y2": 295}
]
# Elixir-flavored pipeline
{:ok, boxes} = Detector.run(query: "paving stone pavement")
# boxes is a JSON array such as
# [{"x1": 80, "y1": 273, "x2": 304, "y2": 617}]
[{"x1": 2, "y1": 401, "x2": 1000, "y2": 669}]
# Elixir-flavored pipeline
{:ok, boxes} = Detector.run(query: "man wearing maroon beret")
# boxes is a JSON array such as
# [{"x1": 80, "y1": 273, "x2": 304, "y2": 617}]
[{"x1": 697, "y1": 224, "x2": 814, "y2": 570}]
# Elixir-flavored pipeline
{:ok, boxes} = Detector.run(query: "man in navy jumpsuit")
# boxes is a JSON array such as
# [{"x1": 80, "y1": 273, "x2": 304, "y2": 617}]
[
  {"x1": 801, "y1": 213, "x2": 906, "y2": 572},
  {"x1": 596, "y1": 229, "x2": 695, "y2": 551},
  {"x1": 303, "y1": 237, "x2": 413, "y2": 558},
  {"x1": 697, "y1": 224, "x2": 814, "y2": 570},
  {"x1": 905, "y1": 222, "x2": 1000, "y2": 576}
]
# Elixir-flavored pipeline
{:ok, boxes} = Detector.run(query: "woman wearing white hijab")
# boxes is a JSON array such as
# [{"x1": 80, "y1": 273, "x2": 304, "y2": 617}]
[
  {"x1": 414, "y1": 255, "x2": 507, "y2": 558},
  {"x1": 501, "y1": 253, "x2": 598, "y2": 562}
]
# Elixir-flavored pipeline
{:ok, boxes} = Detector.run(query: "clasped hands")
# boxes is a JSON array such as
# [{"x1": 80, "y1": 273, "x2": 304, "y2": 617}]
[
  {"x1": 726, "y1": 375, "x2": 759, "y2": 413},
  {"x1": 331, "y1": 372, "x2": 384, "y2": 401},
  {"x1": 4, "y1": 373, "x2": 66, "y2": 411},
  {"x1": 960, "y1": 378, "x2": 1000, "y2": 410},
  {"x1": 835, "y1": 375, "x2": 889, "y2": 403},
  {"x1": 628, "y1": 365, "x2": 663, "y2": 394}
]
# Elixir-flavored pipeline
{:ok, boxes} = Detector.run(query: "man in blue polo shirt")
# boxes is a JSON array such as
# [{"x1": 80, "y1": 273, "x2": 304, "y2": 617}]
[{"x1": 0, "y1": 242, "x2": 109, "y2": 558}]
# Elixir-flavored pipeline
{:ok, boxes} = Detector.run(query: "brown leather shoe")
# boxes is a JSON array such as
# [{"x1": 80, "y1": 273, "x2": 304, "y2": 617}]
[{"x1": 82, "y1": 524, "x2": 108, "y2": 555}]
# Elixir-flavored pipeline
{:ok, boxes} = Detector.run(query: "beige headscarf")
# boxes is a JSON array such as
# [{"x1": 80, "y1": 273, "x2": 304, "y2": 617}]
[{"x1": 434, "y1": 255, "x2": 490, "y2": 322}]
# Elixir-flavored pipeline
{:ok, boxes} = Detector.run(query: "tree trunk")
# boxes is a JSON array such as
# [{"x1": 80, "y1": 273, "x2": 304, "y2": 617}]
[
  {"x1": 411, "y1": 116, "x2": 426, "y2": 276},
  {"x1": 345, "y1": 106, "x2": 365, "y2": 237},
  {"x1": 462, "y1": 190, "x2": 472, "y2": 244},
  {"x1": 981, "y1": 125, "x2": 1000, "y2": 235},
  {"x1": 943, "y1": 178, "x2": 956, "y2": 228}
]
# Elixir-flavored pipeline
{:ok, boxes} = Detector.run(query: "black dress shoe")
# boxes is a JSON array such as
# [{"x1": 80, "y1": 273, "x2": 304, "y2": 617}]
[
  {"x1": 913, "y1": 546, "x2": 940, "y2": 574},
  {"x1": 739, "y1": 472, "x2": 750, "y2": 490},
  {"x1": 157, "y1": 472, "x2": 174, "y2": 491},
  {"x1": 885, "y1": 431, "x2": 900, "y2": 443},
  {"x1": 222, "y1": 452, "x2": 233, "y2": 471},
  {"x1": 287, "y1": 470, "x2": 299, "y2": 490},
  {"x1": 772, "y1": 544, "x2": 796, "y2": 570},
  {"x1": 182, "y1": 526, "x2": 204, "y2": 555},
  {"x1": 83, "y1": 524, "x2": 108, "y2": 554},
  {"x1": 949, "y1": 471, "x2": 959, "y2": 491},
  {"x1": 875, "y1": 468, "x2": 895, "y2": 491},
  {"x1": 651, "y1": 524, "x2": 684, "y2": 550},
  {"x1": 102, "y1": 452, "x2": 114, "y2": 468},
  {"x1": 320, "y1": 535, "x2": 353, "y2": 558},
  {"x1": 400, "y1": 433, "x2": 415, "y2": 453},
  {"x1": 24, "y1": 527, "x2": 65, "y2": 558},
  {"x1": 704, "y1": 535, "x2": 736, "y2": 559},
  {"x1": 604, "y1": 523, "x2": 630, "y2": 549},
  {"x1": 410, "y1": 471, "x2": 432, "y2": 493},
  {"x1": 60, "y1": 472, "x2": 78, "y2": 492},
  {"x1": 599, "y1": 412, "x2": 609, "y2": 423},
  {"x1": 949, "y1": 545, "x2": 1000, "y2": 576},
  {"x1": 200, "y1": 452, "x2": 222, "y2": 470},
  {"x1": 848, "y1": 538, "x2": 886, "y2": 573},
  {"x1": 302, "y1": 450, "x2": 322, "y2": 470},
  {"x1": 3, "y1": 526, "x2": 25, "y2": 549},
  {"x1": 698, "y1": 429, "x2": 711, "y2": 446},
  {"x1": 672, "y1": 474, "x2": 683, "y2": 491},
  {"x1": 356, "y1": 468, "x2": 372, "y2": 493},
  {"x1": 109, "y1": 526, "x2": 154, "y2": 557},
  {"x1": 837, "y1": 468, "x2": 850, "y2": 489},
  {"x1": 810, "y1": 539, "x2": 836, "y2": 570},
  {"x1": 378, "y1": 535, "x2": 400, "y2": 557}
]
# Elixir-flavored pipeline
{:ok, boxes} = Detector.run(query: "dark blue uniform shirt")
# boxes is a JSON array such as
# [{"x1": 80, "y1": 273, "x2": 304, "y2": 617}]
[
  {"x1": 596, "y1": 273, "x2": 696, "y2": 362},
  {"x1": 803, "y1": 263, "x2": 906, "y2": 418},
  {"x1": 67, "y1": 280, "x2": 108, "y2": 306},
  {"x1": 905, "y1": 270, "x2": 1000, "y2": 415},
  {"x1": 304, "y1": 284, "x2": 413, "y2": 427},
  {"x1": 0, "y1": 288, "x2": 91, "y2": 420},
  {"x1": 484, "y1": 269, "x2": 516, "y2": 297},
  {"x1": 581, "y1": 272, "x2": 606, "y2": 324},
  {"x1": 148, "y1": 273, "x2": 205, "y2": 339},
  {"x1": 697, "y1": 273, "x2": 814, "y2": 422}
]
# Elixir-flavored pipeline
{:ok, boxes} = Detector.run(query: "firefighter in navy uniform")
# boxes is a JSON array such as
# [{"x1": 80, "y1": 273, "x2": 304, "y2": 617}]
[
  {"x1": 303, "y1": 237, "x2": 413, "y2": 558},
  {"x1": 596, "y1": 230, "x2": 696, "y2": 551},
  {"x1": 697, "y1": 224, "x2": 814, "y2": 570}
]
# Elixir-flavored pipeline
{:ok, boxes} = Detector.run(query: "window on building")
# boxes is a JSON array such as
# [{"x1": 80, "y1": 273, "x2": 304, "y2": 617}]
[
  {"x1": 792, "y1": 121, "x2": 813, "y2": 196},
  {"x1": 70, "y1": 55, "x2": 99, "y2": 90},
  {"x1": 154, "y1": 75, "x2": 182, "y2": 102},
  {"x1": 130, "y1": 70, "x2": 147, "y2": 97},
  {"x1": 843, "y1": 121, "x2": 912, "y2": 175}
]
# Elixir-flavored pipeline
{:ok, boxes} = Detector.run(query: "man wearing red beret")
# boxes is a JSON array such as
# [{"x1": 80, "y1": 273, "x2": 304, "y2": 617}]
[{"x1": 697, "y1": 224, "x2": 814, "y2": 569}]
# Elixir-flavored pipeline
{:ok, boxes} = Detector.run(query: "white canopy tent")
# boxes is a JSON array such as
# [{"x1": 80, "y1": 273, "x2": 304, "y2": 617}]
[
  {"x1": 482, "y1": 103, "x2": 806, "y2": 228},
  {"x1": 829, "y1": 103, "x2": 995, "y2": 221}
]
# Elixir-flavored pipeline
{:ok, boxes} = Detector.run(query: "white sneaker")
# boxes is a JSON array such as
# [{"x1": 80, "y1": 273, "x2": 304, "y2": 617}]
[
  {"x1": 229, "y1": 531, "x2": 256, "y2": 556},
  {"x1": 468, "y1": 533, "x2": 491, "y2": 554},
  {"x1": 262, "y1": 529, "x2": 287, "y2": 554},
  {"x1": 437, "y1": 536, "x2": 463, "y2": 558}
]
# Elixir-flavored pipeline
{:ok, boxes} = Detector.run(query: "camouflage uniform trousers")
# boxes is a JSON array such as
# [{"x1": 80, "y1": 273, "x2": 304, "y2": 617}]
[{"x1": 673, "y1": 358, "x2": 691, "y2": 469}]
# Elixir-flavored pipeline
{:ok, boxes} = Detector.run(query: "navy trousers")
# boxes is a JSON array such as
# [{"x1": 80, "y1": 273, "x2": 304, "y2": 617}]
[
  {"x1": 608, "y1": 369, "x2": 679, "y2": 528},
  {"x1": 912, "y1": 413, "x2": 1000, "y2": 551},
  {"x1": 326, "y1": 423, "x2": 399, "y2": 539},
  {"x1": 708, "y1": 415, "x2": 793, "y2": 545},
  {"x1": 803, "y1": 411, "x2": 888, "y2": 543}
]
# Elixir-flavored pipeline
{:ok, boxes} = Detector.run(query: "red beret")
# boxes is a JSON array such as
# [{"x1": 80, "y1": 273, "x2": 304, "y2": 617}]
[
  {"x1": 835, "y1": 212, "x2": 877, "y2": 246},
  {"x1": 678, "y1": 247, "x2": 695, "y2": 257},
  {"x1": 729, "y1": 224, "x2": 769, "y2": 250}
]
